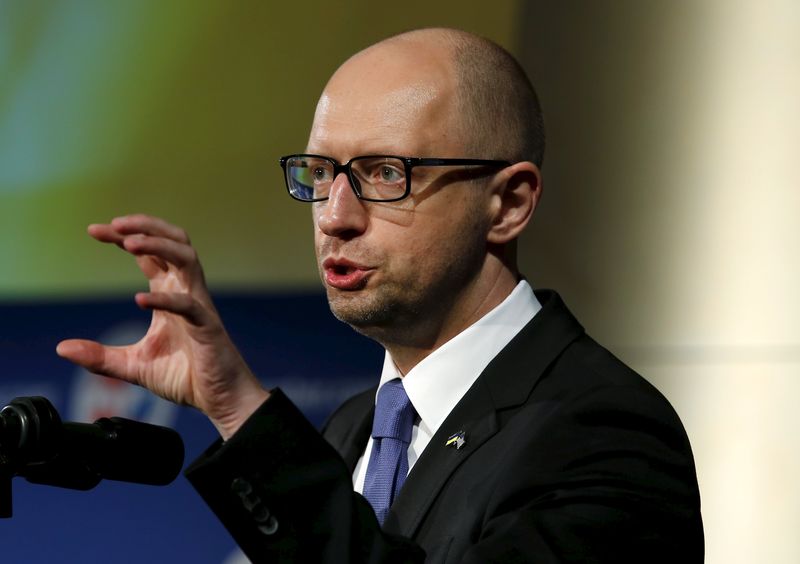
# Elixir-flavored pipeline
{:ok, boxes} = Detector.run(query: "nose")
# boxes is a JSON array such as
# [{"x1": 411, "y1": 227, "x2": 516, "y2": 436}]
[{"x1": 315, "y1": 172, "x2": 368, "y2": 238}]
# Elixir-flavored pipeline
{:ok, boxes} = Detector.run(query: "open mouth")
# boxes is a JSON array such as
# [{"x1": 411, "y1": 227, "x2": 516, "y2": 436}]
[
  {"x1": 322, "y1": 258, "x2": 372, "y2": 290},
  {"x1": 331, "y1": 263, "x2": 355, "y2": 276}
]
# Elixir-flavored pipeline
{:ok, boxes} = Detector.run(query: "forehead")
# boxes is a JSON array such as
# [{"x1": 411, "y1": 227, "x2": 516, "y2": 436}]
[{"x1": 307, "y1": 41, "x2": 462, "y2": 158}]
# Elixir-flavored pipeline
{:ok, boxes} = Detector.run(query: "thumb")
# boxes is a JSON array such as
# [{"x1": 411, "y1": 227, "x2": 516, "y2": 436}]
[{"x1": 56, "y1": 339, "x2": 131, "y2": 381}]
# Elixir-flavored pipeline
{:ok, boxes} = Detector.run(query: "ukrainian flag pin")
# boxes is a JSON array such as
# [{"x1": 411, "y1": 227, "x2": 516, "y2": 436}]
[{"x1": 445, "y1": 430, "x2": 466, "y2": 450}]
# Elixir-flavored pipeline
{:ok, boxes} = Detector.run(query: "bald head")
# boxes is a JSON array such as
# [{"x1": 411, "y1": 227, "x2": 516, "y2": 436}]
[
  {"x1": 340, "y1": 28, "x2": 545, "y2": 167},
  {"x1": 447, "y1": 30, "x2": 545, "y2": 167},
  {"x1": 309, "y1": 28, "x2": 543, "y2": 352}
]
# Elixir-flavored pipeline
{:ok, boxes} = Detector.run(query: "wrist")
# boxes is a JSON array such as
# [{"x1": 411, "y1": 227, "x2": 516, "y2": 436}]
[{"x1": 208, "y1": 382, "x2": 271, "y2": 441}]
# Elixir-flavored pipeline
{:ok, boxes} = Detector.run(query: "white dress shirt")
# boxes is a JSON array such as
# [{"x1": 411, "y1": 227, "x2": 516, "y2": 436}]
[{"x1": 353, "y1": 280, "x2": 542, "y2": 493}]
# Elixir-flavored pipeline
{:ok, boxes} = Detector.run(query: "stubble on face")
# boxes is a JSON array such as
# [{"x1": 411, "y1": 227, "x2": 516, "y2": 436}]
[
  {"x1": 310, "y1": 33, "x2": 493, "y2": 348},
  {"x1": 320, "y1": 195, "x2": 490, "y2": 347}
]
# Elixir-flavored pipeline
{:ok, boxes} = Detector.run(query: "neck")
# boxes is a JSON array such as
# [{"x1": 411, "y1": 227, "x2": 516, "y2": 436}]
[{"x1": 382, "y1": 266, "x2": 520, "y2": 375}]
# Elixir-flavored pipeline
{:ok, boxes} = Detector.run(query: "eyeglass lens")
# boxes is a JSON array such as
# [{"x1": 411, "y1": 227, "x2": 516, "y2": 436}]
[{"x1": 286, "y1": 156, "x2": 407, "y2": 201}]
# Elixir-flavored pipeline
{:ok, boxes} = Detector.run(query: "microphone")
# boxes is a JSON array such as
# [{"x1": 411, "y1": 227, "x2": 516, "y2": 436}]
[{"x1": 0, "y1": 396, "x2": 184, "y2": 491}]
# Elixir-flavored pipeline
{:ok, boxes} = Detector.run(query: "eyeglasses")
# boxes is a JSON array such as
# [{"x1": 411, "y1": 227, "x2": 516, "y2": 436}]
[{"x1": 279, "y1": 154, "x2": 511, "y2": 202}]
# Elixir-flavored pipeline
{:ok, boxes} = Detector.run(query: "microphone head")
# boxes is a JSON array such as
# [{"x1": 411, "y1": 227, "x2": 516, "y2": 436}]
[
  {"x1": 0, "y1": 396, "x2": 63, "y2": 467},
  {"x1": 3, "y1": 396, "x2": 184, "y2": 492},
  {"x1": 21, "y1": 417, "x2": 185, "y2": 489},
  {"x1": 82, "y1": 417, "x2": 185, "y2": 486}
]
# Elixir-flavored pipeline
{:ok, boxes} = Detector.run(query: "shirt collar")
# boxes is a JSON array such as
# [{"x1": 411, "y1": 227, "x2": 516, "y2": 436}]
[{"x1": 377, "y1": 279, "x2": 541, "y2": 439}]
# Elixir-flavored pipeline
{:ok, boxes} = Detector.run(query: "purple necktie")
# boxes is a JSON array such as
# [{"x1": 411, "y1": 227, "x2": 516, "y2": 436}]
[{"x1": 363, "y1": 379, "x2": 416, "y2": 525}]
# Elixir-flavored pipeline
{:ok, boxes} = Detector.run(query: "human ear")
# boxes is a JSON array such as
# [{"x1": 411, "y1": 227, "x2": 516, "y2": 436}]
[{"x1": 486, "y1": 161, "x2": 542, "y2": 245}]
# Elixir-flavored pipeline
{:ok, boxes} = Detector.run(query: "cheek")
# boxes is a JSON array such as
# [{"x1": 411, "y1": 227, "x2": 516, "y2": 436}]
[
  {"x1": 312, "y1": 211, "x2": 327, "y2": 252},
  {"x1": 370, "y1": 225, "x2": 431, "y2": 280},
  {"x1": 312, "y1": 206, "x2": 324, "y2": 232},
  {"x1": 313, "y1": 230, "x2": 323, "y2": 259},
  {"x1": 397, "y1": 224, "x2": 465, "y2": 275},
  {"x1": 427, "y1": 210, "x2": 488, "y2": 268}
]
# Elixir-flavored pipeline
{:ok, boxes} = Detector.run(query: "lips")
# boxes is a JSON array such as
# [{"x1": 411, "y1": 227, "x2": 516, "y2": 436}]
[{"x1": 322, "y1": 257, "x2": 374, "y2": 290}]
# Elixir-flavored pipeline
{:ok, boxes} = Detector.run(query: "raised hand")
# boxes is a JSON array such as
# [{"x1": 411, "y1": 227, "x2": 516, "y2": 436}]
[{"x1": 56, "y1": 214, "x2": 269, "y2": 440}]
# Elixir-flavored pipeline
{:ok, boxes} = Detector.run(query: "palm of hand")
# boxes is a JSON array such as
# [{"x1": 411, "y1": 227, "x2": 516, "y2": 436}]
[
  {"x1": 131, "y1": 256, "x2": 243, "y2": 415},
  {"x1": 58, "y1": 215, "x2": 267, "y2": 437}
]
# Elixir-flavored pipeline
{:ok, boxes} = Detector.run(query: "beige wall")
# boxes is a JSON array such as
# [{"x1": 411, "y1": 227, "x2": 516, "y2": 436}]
[{"x1": 516, "y1": 2, "x2": 800, "y2": 562}]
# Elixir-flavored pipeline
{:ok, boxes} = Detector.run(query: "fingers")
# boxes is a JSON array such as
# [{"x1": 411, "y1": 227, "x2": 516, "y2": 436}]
[
  {"x1": 123, "y1": 234, "x2": 198, "y2": 269},
  {"x1": 135, "y1": 291, "x2": 213, "y2": 327},
  {"x1": 87, "y1": 222, "x2": 125, "y2": 245},
  {"x1": 88, "y1": 215, "x2": 203, "y2": 281},
  {"x1": 111, "y1": 214, "x2": 191, "y2": 243},
  {"x1": 88, "y1": 214, "x2": 190, "y2": 247},
  {"x1": 56, "y1": 339, "x2": 132, "y2": 382}
]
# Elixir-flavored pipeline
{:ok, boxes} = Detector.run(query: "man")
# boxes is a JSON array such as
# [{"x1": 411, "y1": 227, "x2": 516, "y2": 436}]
[{"x1": 57, "y1": 28, "x2": 703, "y2": 562}]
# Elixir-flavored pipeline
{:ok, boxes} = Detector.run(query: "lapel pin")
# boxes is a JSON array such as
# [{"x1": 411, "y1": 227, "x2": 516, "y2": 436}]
[{"x1": 445, "y1": 430, "x2": 466, "y2": 450}]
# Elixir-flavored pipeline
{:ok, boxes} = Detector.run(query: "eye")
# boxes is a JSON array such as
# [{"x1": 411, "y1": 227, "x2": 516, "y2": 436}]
[
  {"x1": 311, "y1": 165, "x2": 331, "y2": 183},
  {"x1": 349, "y1": 157, "x2": 406, "y2": 198},
  {"x1": 379, "y1": 165, "x2": 402, "y2": 183}
]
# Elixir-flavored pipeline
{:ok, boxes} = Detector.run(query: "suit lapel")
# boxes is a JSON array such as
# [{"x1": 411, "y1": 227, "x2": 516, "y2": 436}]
[
  {"x1": 383, "y1": 290, "x2": 584, "y2": 538},
  {"x1": 384, "y1": 376, "x2": 498, "y2": 536},
  {"x1": 322, "y1": 388, "x2": 375, "y2": 474},
  {"x1": 341, "y1": 404, "x2": 374, "y2": 473}
]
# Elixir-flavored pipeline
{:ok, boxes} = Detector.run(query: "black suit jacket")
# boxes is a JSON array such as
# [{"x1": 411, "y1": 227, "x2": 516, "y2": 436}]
[{"x1": 186, "y1": 291, "x2": 703, "y2": 563}]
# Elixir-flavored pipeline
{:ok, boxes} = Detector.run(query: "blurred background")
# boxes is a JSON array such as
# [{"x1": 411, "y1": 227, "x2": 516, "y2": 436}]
[{"x1": 1, "y1": 1, "x2": 798, "y2": 562}]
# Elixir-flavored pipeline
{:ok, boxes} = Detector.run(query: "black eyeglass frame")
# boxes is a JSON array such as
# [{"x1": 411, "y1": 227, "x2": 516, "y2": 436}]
[{"x1": 279, "y1": 154, "x2": 512, "y2": 203}]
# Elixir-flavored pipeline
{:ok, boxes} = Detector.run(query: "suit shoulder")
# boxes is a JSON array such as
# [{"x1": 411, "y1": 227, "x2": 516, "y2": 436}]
[
  {"x1": 558, "y1": 334, "x2": 664, "y2": 396},
  {"x1": 544, "y1": 334, "x2": 692, "y2": 446}
]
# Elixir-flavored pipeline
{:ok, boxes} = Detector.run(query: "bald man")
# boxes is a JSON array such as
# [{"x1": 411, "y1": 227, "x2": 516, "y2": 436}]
[{"x1": 58, "y1": 29, "x2": 703, "y2": 563}]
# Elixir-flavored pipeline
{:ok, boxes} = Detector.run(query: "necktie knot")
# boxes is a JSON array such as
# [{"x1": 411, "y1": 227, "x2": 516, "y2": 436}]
[{"x1": 372, "y1": 379, "x2": 415, "y2": 443}]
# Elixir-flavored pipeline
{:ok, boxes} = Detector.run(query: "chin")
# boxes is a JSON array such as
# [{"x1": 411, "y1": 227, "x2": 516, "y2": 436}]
[{"x1": 327, "y1": 291, "x2": 395, "y2": 330}]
